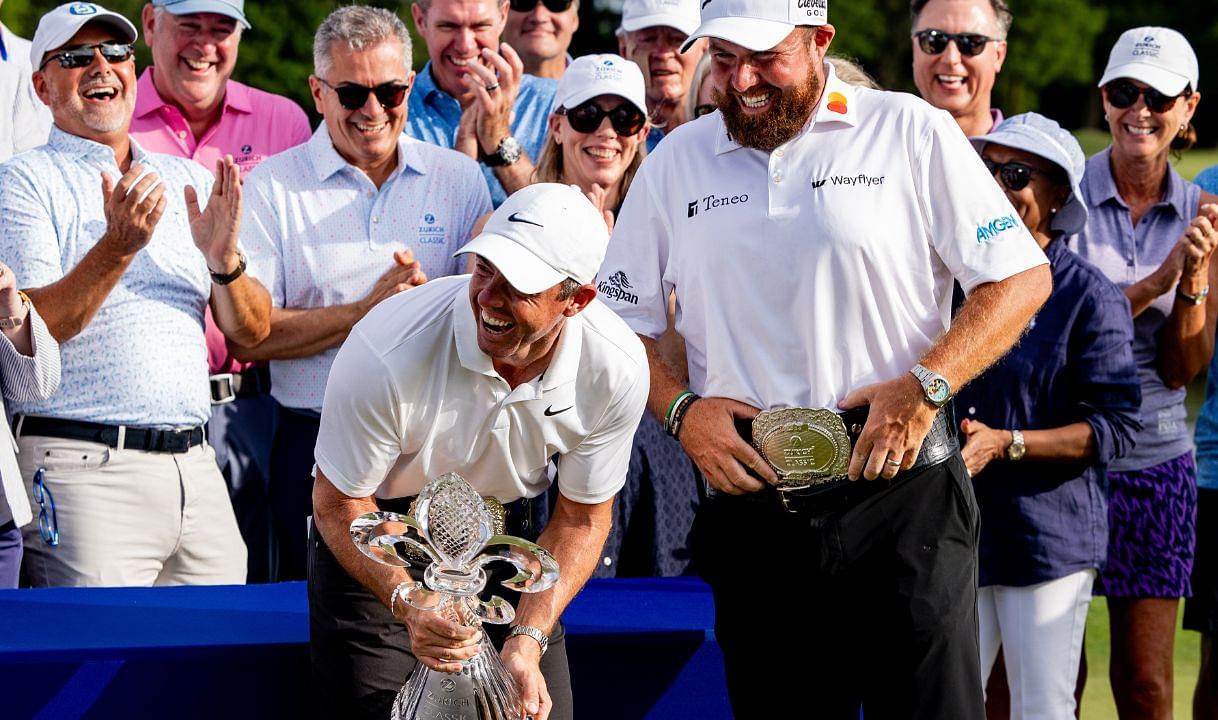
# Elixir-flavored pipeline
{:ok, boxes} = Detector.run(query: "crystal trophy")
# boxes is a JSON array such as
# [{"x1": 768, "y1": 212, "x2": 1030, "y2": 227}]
[{"x1": 351, "y1": 473, "x2": 559, "y2": 720}]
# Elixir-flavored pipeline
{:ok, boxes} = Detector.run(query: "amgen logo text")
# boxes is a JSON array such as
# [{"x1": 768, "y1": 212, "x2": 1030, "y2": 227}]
[{"x1": 975, "y1": 215, "x2": 1021, "y2": 243}]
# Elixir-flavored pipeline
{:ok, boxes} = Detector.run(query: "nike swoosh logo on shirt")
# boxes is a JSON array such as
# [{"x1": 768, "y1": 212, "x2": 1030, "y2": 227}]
[
  {"x1": 544, "y1": 405, "x2": 573, "y2": 417},
  {"x1": 508, "y1": 212, "x2": 544, "y2": 228}
]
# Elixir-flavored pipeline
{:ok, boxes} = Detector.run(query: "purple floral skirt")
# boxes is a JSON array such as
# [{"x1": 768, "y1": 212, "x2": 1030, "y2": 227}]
[{"x1": 1096, "y1": 452, "x2": 1197, "y2": 599}]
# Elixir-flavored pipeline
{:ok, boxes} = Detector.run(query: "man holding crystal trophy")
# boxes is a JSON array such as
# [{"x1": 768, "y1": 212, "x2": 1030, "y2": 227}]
[
  {"x1": 308, "y1": 183, "x2": 648, "y2": 720},
  {"x1": 599, "y1": 0, "x2": 1053, "y2": 717}
]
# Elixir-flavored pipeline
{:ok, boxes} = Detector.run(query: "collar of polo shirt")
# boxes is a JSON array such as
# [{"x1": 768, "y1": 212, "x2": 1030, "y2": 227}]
[
  {"x1": 715, "y1": 61, "x2": 857, "y2": 155},
  {"x1": 453, "y1": 288, "x2": 584, "y2": 390}
]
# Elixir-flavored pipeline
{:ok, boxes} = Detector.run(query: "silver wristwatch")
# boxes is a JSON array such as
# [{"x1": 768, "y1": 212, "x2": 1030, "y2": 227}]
[
  {"x1": 507, "y1": 624, "x2": 549, "y2": 656},
  {"x1": 910, "y1": 363, "x2": 952, "y2": 407},
  {"x1": 483, "y1": 135, "x2": 523, "y2": 167},
  {"x1": 1007, "y1": 429, "x2": 1026, "y2": 461}
]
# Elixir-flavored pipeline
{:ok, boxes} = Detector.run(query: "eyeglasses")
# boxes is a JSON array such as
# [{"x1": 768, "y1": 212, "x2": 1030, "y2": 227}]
[
  {"x1": 318, "y1": 78, "x2": 410, "y2": 111},
  {"x1": 557, "y1": 100, "x2": 646, "y2": 136},
  {"x1": 509, "y1": 0, "x2": 574, "y2": 12},
  {"x1": 693, "y1": 103, "x2": 716, "y2": 119},
  {"x1": 912, "y1": 29, "x2": 997, "y2": 57},
  {"x1": 1103, "y1": 78, "x2": 1190, "y2": 114},
  {"x1": 32, "y1": 468, "x2": 59, "y2": 547},
  {"x1": 983, "y1": 158, "x2": 1041, "y2": 192},
  {"x1": 39, "y1": 42, "x2": 135, "y2": 71}
]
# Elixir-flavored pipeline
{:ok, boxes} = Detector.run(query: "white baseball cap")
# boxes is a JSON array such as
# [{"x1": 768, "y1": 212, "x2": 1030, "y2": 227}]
[
  {"x1": 454, "y1": 184, "x2": 610, "y2": 295},
  {"x1": 30, "y1": 2, "x2": 138, "y2": 69},
  {"x1": 620, "y1": 0, "x2": 701, "y2": 37},
  {"x1": 152, "y1": 0, "x2": 251, "y2": 30},
  {"x1": 1098, "y1": 27, "x2": 1199, "y2": 96},
  {"x1": 556, "y1": 54, "x2": 647, "y2": 116},
  {"x1": 681, "y1": 0, "x2": 827, "y2": 54}
]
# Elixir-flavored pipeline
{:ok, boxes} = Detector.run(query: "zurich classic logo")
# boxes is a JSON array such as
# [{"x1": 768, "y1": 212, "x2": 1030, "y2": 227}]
[
  {"x1": 69, "y1": 3, "x2": 98, "y2": 15},
  {"x1": 424, "y1": 213, "x2": 436, "y2": 225}
]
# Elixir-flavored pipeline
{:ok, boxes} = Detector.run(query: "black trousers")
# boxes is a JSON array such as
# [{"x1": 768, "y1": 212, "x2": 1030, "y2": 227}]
[
  {"x1": 693, "y1": 455, "x2": 983, "y2": 720},
  {"x1": 268, "y1": 407, "x2": 321, "y2": 582},
  {"x1": 308, "y1": 515, "x2": 573, "y2": 720}
]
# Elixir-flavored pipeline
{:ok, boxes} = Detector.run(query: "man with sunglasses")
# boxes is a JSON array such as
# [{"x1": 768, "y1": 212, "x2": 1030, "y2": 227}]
[
  {"x1": 601, "y1": 0, "x2": 1051, "y2": 716},
  {"x1": 231, "y1": 6, "x2": 491, "y2": 583},
  {"x1": 129, "y1": 0, "x2": 310, "y2": 585},
  {"x1": 408, "y1": 0, "x2": 558, "y2": 208},
  {"x1": 911, "y1": 0, "x2": 1010, "y2": 138},
  {"x1": 0, "y1": 2, "x2": 272, "y2": 588},
  {"x1": 504, "y1": 0, "x2": 579, "y2": 80},
  {"x1": 617, "y1": 0, "x2": 704, "y2": 151}
]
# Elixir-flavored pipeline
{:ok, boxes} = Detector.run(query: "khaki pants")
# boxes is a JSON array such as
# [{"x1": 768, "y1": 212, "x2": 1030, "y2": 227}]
[{"x1": 18, "y1": 434, "x2": 246, "y2": 587}]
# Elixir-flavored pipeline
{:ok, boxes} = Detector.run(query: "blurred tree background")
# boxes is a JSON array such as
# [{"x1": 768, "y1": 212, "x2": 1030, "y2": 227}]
[{"x1": 3, "y1": 0, "x2": 1215, "y2": 146}]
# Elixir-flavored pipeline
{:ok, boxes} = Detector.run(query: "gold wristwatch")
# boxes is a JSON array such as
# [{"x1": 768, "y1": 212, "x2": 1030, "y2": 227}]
[{"x1": 0, "y1": 291, "x2": 31, "y2": 330}]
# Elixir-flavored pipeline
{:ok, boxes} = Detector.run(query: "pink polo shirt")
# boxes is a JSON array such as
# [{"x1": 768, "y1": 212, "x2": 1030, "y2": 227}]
[{"x1": 130, "y1": 67, "x2": 312, "y2": 375}]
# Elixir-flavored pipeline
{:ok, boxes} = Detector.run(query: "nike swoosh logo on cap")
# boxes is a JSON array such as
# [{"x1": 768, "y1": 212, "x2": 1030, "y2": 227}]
[{"x1": 508, "y1": 212, "x2": 544, "y2": 228}]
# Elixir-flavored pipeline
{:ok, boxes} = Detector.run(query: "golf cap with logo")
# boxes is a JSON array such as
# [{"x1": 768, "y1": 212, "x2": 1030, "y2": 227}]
[
  {"x1": 1098, "y1": 27, "x2": 1198, "y2": 97},
  {"x1": 152, "y1": 0, "x2": 250, "y2": 29},
  {"x1": 556, "y1": 54, "x2": 647, "y2": 117},
  {"x1": 620, "y1": 0, "x2": 701, "y2": 37},
  {"x1": 30, "y1": 2, "x2": 138, "y2": 69},
  {"x1": 455, "y1": 184, "x2": 610, "y2": 295},
  {"x1": 680, "y1": 0, "x2": 827, "y2": 54},
  {"x1": 972, "y1": 112, "x2": 1089, "y2": 237}
]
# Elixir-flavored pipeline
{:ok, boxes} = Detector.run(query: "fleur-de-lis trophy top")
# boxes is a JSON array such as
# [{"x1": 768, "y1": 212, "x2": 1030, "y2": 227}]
[{"x1": 350, "y1": 473, "x2": 560, "y2": 719}]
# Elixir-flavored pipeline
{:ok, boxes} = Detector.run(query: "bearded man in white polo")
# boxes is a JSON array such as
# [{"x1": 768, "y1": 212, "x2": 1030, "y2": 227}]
[
  {"x1": 600, "y1": 0, "x2": 1051, "y2": 716},
  {"x1": 309, "y1": 183, "x2": 648, "y2": 720}
]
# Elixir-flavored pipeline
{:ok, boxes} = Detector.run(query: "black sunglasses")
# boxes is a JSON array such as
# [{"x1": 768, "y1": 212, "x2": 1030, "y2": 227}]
[
  {"x1": 318, "y1": 78, "x2": 410, "y2": 111},
  {"x1": 509, "y1": 0, "x2": 574, "y2": 12},
  {"x1": 39, "y1": 42, "x2": 134, "y2": 71},
  {"x1": 558, "y1": 100, "x2": 646, "y2": 136},
  {"x1": 913, "y1": 29, "x2": 997, "y2": 57},
  {"x1": 1103, "y1": 78, "x2": 1190, "y2": 114},
  {"x1": 983, "y1": 158, "x2": 1042, "y2": 192}
]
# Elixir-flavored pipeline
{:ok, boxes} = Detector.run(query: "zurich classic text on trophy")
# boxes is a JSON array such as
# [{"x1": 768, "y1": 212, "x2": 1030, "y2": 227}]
[{"x1": 351, "y1": 473, "x2": 559, "y2": 719}]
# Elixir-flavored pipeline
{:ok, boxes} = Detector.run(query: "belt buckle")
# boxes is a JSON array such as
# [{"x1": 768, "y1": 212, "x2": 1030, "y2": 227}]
[
  {"x1": 210, "y1": 373, "x2": 236, "y2": 406},
  {"x1": 752, "y1": 407, "x2": 851, "y2": 494},
  {"x1": 160, "y1": 430, "x2": 191, "y2": 454}
]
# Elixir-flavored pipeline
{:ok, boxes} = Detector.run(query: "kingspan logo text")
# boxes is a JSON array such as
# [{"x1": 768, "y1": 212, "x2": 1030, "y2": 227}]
[
  {"x1": 975, "y1": 214, "x2": 1021, "y2": 243},
  {"x1": 686, "y1": 192, "x2": 750, "y2": 218}
]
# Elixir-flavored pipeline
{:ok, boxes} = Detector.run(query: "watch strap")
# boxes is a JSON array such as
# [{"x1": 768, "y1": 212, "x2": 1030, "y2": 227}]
[
  {"x1": 0, "y1": 290, "x2": 30, "y2": 330},
  {"x1": 1177, "y1": 285, "x2": 1209, "y2": 306},
  {"x1": 480, "y1": 136, "x2": 521, "y2": 167},
  {"x1": 210, "y1": 252, "x2": 247, "y2": 286},
  {"x1": 1007, "y1": 429, "x2": 1026, "y2": 461},
  {"x1": 507, "y1": 624, "x2": 549, "y2": 656}
]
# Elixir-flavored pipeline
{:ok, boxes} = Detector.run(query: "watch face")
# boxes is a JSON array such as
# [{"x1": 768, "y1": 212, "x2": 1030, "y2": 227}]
[{"x1": 927, "y1": 379, "x2": 950, "y2": 404}]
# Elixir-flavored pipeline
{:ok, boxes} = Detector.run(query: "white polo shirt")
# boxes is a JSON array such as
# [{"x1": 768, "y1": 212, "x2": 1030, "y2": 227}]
[
  {"x1": 315, "y1": 275, "x2": 649, "y2": 504},
  {"x1": 242, "y1": 127, "x2": 492, "y2": 412},
  {"x1": 602, "y1": 63, "x2": 1047, "y2": 410}
]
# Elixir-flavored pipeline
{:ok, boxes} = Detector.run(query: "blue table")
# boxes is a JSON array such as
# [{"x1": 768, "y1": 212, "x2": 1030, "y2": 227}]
[{"x1": 0, "y1": 577, "x2": 729, "y2": 719}]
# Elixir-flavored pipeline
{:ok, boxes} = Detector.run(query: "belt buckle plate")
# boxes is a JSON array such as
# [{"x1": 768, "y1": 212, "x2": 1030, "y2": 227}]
[
  {"x1": 752, "y1": 407, "x2": 851, "y2": 492},
  {"x1": 210, "y1": 373, "x2": 236, "y2": 406},
  {"x1": 161, "y1": 430, "x2": 192, "y2": 454}
]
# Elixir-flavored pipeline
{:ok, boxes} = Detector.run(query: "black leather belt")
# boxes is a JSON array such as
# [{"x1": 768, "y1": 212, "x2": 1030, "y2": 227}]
[
  {"x1": 16, "y1": 415, "x2": 206, "y2": 454},
  {"x1": 209, "y1": 366, "x2": 272, "y2": 405},
  {"x1": 730, "y1": 404, "x2": 958, "y2": 514}
]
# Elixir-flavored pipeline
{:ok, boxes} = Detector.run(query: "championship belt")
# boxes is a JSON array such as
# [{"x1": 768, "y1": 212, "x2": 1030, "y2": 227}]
[{"x1": 751, "y1": 408, "x2": 855, "y2": 490}]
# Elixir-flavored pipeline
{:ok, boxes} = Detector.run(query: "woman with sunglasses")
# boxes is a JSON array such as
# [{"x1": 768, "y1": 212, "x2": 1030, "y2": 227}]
[
  {"x1": 1071, "y1": 27, "x2": 1218, "y2": 718},
  {"x1": 956, "y1": 112, "x2": 1141, "y2": 720}
]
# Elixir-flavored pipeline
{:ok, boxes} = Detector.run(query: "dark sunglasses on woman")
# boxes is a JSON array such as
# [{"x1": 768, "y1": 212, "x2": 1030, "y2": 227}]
[
  {"x1": 1103, "y1": 78, "x2": 1190, "y2": 114},
  {"x1": 912, "y1": 29, "x2": 997, "y2": 57},
  {"x1": 318, "y1": 78, "x2": 410, "y2": 111},
  {"x1": 39, "y1": 42, "x2": 134, "y2": 71},
  {"x1": 509, "y1": 0, "x2": 574, "y2": 12},
  {"x1": 558, "y1": 100, "x2": 647, "y2": 136},
  {"x1": 983, "y1": 158, "x2": 1040, "y2": 192}
]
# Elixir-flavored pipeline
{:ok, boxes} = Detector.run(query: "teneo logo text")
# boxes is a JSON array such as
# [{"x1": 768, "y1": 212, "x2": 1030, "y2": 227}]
[
  {"x1": 598, "y1": 270, "x2": 638, "y2": 305},
  {"x1": 686, "y1": 193, "x2": 750, "y2": 218},
  {"x1": 975, "y1": 214, "x2": 1020, "y2": 243},
  {"x1": 811, "y1": 174, "x2": 886, "y2": 189}
]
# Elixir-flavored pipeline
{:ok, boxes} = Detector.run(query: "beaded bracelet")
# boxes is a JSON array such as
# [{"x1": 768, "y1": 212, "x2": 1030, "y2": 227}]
[
  {"x1": 665, "y1": 390, "x2": 695, "y2": 430},
  {"x1": 389, "y1": 581, "x2": 413, "y2": 618},
  {"x1": 666, "y1": 391, "x2": 700, "y2": 439}
]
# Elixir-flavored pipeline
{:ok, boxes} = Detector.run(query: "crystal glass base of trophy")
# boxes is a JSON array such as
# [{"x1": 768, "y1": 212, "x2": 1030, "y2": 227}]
[{"x1": 351, "y1": 473, "x2": 560, "y2": 720}]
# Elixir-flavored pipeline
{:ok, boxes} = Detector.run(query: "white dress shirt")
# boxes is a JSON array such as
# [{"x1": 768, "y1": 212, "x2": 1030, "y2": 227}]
[
  {"x1": 0, "y1": 307, "x2": 60, "y2": 528},
  {"x1": 242, "y1": 127, "x2": 492, "y2": 412}
]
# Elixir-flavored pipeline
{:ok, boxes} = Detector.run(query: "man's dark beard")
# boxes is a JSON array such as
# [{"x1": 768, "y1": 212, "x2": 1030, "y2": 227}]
[{"x1": 714, "y1": 69, "x2": 823, "y2": 152}]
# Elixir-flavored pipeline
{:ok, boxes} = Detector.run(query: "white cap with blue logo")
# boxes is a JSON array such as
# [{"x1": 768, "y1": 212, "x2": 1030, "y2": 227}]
[
  {"x1": 30, "y1": 3, "x2": 138, "y2": 69},
  {"x1": 1099, "y1": 27, "x2": 1199, "y2": 97}
]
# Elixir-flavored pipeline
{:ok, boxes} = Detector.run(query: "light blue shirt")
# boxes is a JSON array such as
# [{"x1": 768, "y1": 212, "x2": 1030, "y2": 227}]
[
  {"x1": 1190, "y1": 166, "x2": 1218, "y2": 488},
  {"x1": 405, "y1": 62, "x2": 556, "y2": 207},
  {"x1": 0, "y1": 128, "x2": 215, "y2": 427},
  {"x1": 241, "y1": 126, "x2": 492, "y2": 412}
]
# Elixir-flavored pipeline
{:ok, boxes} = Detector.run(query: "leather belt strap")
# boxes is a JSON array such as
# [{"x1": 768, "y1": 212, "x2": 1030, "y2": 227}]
[{"x1": 15, "y1": 415, "x2": 206, "y2": 454}]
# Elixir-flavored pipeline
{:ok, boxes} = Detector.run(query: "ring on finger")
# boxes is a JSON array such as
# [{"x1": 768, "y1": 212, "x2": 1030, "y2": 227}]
[
  {"x1": 884, "y1": 457, "x2": 902, "y2": 467},
  {"x1": 485, "y1": 82, "x2": 500, "y2": 91}
]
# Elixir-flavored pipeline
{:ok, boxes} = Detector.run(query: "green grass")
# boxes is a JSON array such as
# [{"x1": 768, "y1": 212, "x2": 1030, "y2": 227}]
[
  {"x1": 1081, "y1": 598, "x2": 1202, "y2": 719},
  {"x1": 1072, "y1": 128, "x2": 1218, "y2": 182}
]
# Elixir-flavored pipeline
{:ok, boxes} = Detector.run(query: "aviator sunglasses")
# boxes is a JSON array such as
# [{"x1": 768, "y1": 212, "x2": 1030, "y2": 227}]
[
  {"x1": 983, "y1": 158, "x2": 1042, "y2": 192},
  {"x1": 557, "y1": 100, "x2": 646, "y2": 136},
  {"x1": 1103, "y1": 78, "x2": 1190, "y2": 114},
  {"x1": 912, "y1": 29, "x2": 997, "y2": 57},
  {"x1": 39, "y1": 41, "x2": 134, "y2": 71},
  {"x1": 318, "y1": 78, "x2": 410, "y2": 111},
  {"x1": 509, "y1": 0, "x2": 575, "y2": 12}
]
